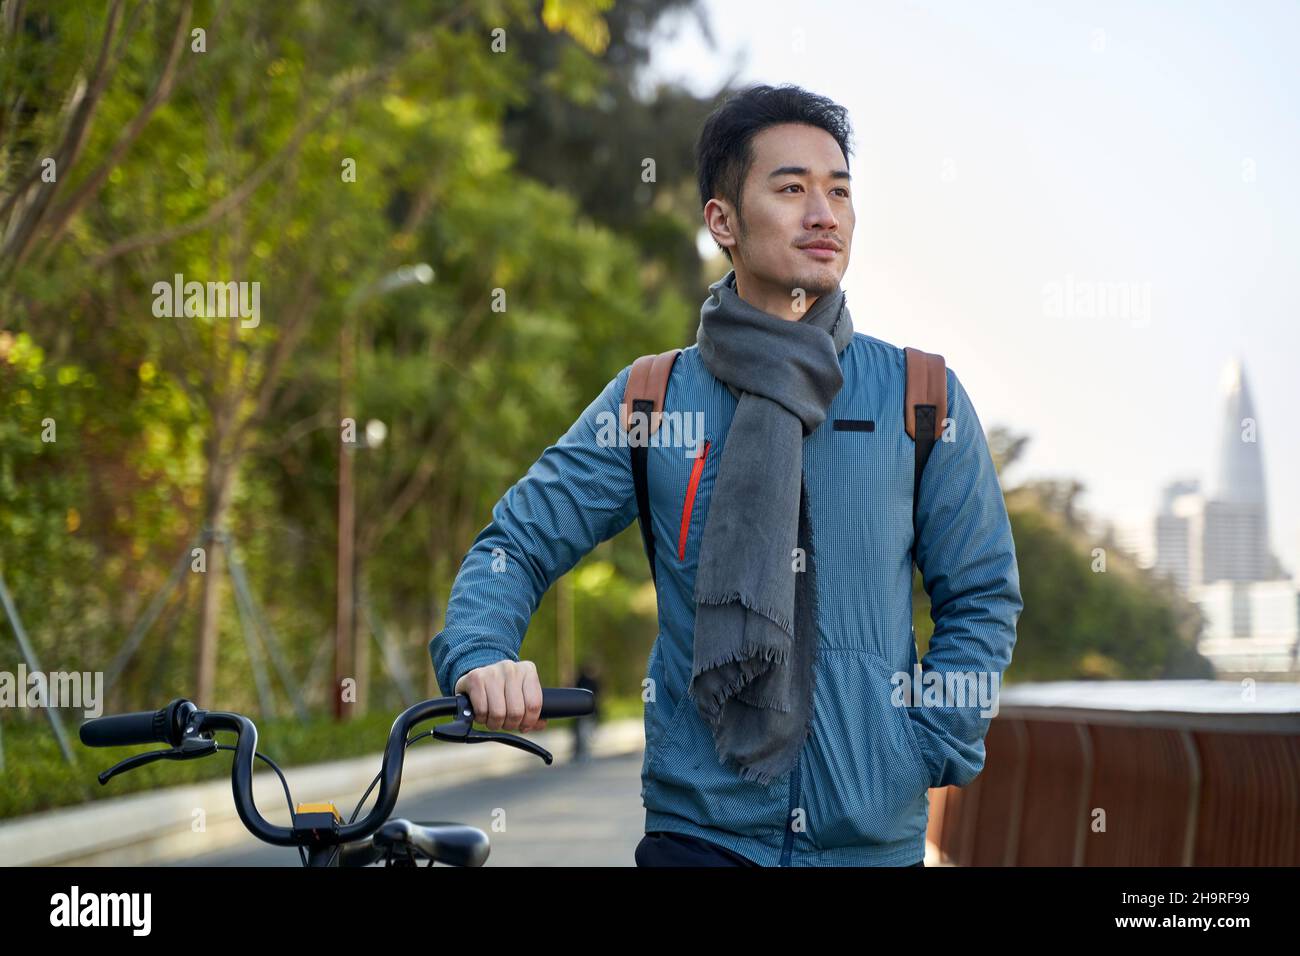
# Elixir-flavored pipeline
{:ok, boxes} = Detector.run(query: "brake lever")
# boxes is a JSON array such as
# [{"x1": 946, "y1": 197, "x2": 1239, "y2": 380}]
[
  {"x1": 430, "y1": 695, "x2": 553, "y2": 764},
  {"x1": 96, "y1": 734, "x2": 219, "y2": 784}
]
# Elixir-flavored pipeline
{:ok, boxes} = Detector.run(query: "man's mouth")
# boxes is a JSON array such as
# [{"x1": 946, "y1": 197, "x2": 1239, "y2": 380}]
[{"x1": 798, "y1": 241, "x2": 840, "y2": 260}]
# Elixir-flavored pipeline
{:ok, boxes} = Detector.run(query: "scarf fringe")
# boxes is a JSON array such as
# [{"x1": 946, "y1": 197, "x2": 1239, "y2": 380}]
[
  {"x1": 736, "y1": 689, "x2": 795, "y2": 713},
  {"x1": 719, "y1": 705, "x2": 816, "y2": 787},
  {"x1": 690, "y1": 668, "x2": 753, "y2": 722},
  {"x1": 695, "y1": 638, "x2": 790, "y2": 673},
  {"x1": 702, "y1": 709, "x2": 791, "y2": 787},
  {"x1": 691, "y1": 639, "x2": 792, "y2": 719},
  {"x1": 721, "y1": 733, "x2": 812, "y2": 787},
  {"x1": 722, "y1": 493, "x2": 825, "y2": 789},
  {"x1": 696, "y1": 589, "x2": 795, "y2": 637}
]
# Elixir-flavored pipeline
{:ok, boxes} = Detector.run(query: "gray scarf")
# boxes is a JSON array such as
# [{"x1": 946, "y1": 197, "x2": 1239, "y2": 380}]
[{"x1": 690, "y1": 269, "x2": 854, "y2": 785}]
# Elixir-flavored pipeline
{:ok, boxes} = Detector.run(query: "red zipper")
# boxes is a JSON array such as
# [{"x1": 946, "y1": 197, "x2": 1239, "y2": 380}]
[{"x1": 677, "y1": 439, "x2": 711, "y2": 561}]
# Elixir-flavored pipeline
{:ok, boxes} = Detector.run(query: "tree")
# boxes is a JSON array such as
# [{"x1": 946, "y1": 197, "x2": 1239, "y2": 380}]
[{"x1": 2, "y1": 0, "x2": 699, "y2": 716}]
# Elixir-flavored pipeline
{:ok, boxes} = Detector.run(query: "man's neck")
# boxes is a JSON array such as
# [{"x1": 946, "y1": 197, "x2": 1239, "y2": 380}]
[{"x1": 733, "y1": 270, "x2": 819, "y2": 323}]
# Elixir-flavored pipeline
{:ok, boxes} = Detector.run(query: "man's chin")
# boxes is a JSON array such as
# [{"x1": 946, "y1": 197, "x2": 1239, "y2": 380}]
[{"x1": 790, "y1": 267, "x2": 841, "y2": 298}]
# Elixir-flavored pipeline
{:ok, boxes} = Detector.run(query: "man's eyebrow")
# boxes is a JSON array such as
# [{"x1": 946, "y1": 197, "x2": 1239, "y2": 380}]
[{"x1": 768, "y1": 165, "x2": 852, "y2": 181}]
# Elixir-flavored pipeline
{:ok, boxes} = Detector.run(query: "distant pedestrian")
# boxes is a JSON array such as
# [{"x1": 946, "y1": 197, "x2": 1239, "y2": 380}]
[{"x1": 573, "y1": 661, "x2": 602, "y2": 762}]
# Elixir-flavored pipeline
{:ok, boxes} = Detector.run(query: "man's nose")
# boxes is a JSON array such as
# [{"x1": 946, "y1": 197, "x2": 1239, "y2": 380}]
[{"x1": 803, "y1": 191, "x2": 839, "y2": 232}]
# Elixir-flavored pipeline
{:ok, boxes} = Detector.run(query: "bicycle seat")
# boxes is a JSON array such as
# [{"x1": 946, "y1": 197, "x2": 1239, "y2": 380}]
[{"x1": 378, "y1": 819, "x2": 490, "y2": 867}]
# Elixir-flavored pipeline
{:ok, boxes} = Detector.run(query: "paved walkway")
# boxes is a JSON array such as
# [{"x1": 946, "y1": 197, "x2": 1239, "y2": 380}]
[{"x1": 178, "y1": 750, "x2": 648, "y2": 866}]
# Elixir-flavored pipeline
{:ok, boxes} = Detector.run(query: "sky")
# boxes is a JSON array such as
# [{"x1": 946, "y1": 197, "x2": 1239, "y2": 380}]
[{"x1": 640, "y1": 0, "x2": 1300, "y2": 577}]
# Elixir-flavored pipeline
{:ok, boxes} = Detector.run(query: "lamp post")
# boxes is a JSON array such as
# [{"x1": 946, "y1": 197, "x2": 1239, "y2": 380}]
[{"x1": 335, "y1": 264, "x2": 432, "y2": 720}]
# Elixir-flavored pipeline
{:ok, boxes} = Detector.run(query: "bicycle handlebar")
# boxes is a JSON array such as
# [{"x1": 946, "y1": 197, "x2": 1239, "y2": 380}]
[
  {"x1": 80, "y1": 688, "x2": 594, "y2": 848},
  {"x1": 78, "y1": 698, "x2": 195, "y2": 749}
]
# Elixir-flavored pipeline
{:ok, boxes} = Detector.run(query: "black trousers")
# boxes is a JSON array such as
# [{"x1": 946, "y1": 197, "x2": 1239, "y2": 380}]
[{"x1": 635, "y1": 830, "x2": 925, "y2": 867}]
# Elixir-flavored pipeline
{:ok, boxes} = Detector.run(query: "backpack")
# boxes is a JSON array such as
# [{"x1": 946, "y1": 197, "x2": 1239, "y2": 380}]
[{"x1": 620, "y1": 346, "x2": 947, "y2": 582}]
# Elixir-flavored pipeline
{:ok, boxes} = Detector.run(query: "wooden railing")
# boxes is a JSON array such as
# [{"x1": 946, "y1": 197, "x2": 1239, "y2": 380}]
[{"x1": 925, "y1": 681, "x2": 1300, "y2": 866}]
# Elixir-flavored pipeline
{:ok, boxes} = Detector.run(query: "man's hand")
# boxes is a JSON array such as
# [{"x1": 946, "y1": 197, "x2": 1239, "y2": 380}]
[{"x1": 454, "y1": 660, "x2": 549, "y2": 732}]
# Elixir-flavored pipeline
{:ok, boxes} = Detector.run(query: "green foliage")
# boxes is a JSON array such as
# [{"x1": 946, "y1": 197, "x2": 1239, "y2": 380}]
[
  {"x1": 0, "y1": 0, "x2": 702, "y2": 816},
  {"x1": 912, "y1": 465, "x2": 1211, "y2": 682},
  {"x1": 1001, "y1": 493, "x2": 1210, "y2": 680}
]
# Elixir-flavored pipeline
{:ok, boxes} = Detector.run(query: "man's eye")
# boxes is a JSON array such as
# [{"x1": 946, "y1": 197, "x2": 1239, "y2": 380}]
[
  {"x1": 834, "y1": 188, "x2": 850, "y2": 197},
  {"x1": 782, "y1": 183, "x2": 803, "y2": 193}
]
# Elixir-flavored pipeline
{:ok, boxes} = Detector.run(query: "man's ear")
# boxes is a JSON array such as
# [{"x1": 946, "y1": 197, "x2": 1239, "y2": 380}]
[{"x1": 704, "y1": 197, "x2": 740, "y2": 258}]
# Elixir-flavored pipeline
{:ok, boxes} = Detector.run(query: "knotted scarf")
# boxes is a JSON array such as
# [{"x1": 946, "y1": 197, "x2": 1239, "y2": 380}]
[{"x1": 690, "y1": 268, "x2": 854, "y2": 785}]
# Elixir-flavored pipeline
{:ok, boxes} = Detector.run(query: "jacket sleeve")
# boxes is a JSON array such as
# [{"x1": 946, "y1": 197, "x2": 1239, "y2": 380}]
[
  {"x1": 908, "y1": 367, "x2": 1023, "y2": 789},
  {"x1": 428, "y1": 364, "x2": 638, "y2": 697}
]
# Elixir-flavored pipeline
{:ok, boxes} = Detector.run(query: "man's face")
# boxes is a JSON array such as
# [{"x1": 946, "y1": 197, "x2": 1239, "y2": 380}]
[{"x1": 710, "y1": 122, "x2": 854, "y2": 300}]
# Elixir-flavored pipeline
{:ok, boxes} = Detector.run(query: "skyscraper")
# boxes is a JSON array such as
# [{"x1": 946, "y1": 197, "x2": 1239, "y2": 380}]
[
  {"x1": 1153, "y1": 359, "x2": 1297, "y2": 674},
  {"x1": 1154, "y1": 479, "x2": 1201, "y2": 593},
  {"x1": 1203, "y1": 359, "x2": 1280, "y2": 582}
]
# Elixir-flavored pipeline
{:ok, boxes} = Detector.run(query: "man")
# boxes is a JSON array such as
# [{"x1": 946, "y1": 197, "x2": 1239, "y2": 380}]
[{"x1": 429, "y1": 84, "x2": 1022, "y2": 867}]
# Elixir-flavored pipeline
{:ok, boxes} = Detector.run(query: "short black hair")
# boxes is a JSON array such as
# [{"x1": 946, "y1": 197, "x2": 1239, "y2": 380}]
[{"x1": 695, "y1": 84, "x2": 853, "y2": 263}]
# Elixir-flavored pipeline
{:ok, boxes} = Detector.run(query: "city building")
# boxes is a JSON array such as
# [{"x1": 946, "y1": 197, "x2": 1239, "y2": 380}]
[{"x1": 1152, "y1": 360, "x2": 1298, "y2": 675}]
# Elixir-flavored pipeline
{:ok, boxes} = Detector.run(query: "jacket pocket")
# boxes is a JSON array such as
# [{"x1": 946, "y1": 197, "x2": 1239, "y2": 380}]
[
  {"x1": 675, "y1": 434, "x2": 713, "y2": 562},
  {"x1": 646, "y1": 680, "x2": 790, "y2": 840},
  {"x1": 803, "y1": 649, "x2": 931, "y2": 850}
]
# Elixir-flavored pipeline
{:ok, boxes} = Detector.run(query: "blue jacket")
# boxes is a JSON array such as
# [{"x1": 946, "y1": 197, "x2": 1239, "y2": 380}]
[{"x1": 429, "y1": 332, "x2": 1022, "y2": 866}]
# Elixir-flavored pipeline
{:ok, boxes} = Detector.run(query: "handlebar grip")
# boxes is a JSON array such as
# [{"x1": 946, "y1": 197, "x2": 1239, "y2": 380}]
[
  {"x1": 79, "y1": 699, "x2": 191, "y2": 748},
  {"x1": 538, "y1": 688, "x2": 595, "y2": 719}
]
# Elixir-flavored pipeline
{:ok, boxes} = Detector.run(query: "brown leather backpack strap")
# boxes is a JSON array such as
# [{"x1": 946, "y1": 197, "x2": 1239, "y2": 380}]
[
  {"x1": 904, "y1": 346, "x2": 947, "y2": 441},
  {"x1": 621, "y1": 349, "x2": 682, "y2": 584},
  {"x1": 904, "y1": 346, "x2": 947, "y2": 566},
  {"x1": 621, "y1": 349, "x2": 681, "y2": 436}
]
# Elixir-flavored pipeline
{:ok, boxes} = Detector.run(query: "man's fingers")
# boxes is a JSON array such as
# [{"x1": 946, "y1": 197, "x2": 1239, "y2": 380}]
[
  {"x1": 457, "y1": 674, "x2": 488, "y2": 728},
  {"x1": 503, "y1": 662, "x2": 527, "y2": 731},
  {"x1": 521, "y1": 662, "x2": 544, "y2": 732},
  {"x1": 484, "y1": 669, "x2": 507, "y2": 730},
  {"x1": 456, "y1": 661, "x2": 551, "y2": 732}
]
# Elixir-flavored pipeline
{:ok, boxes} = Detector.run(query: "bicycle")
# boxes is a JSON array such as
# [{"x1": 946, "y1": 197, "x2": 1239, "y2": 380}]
[{"x1": 79, "y1": 689, "x2": 594, "y2": 867}]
